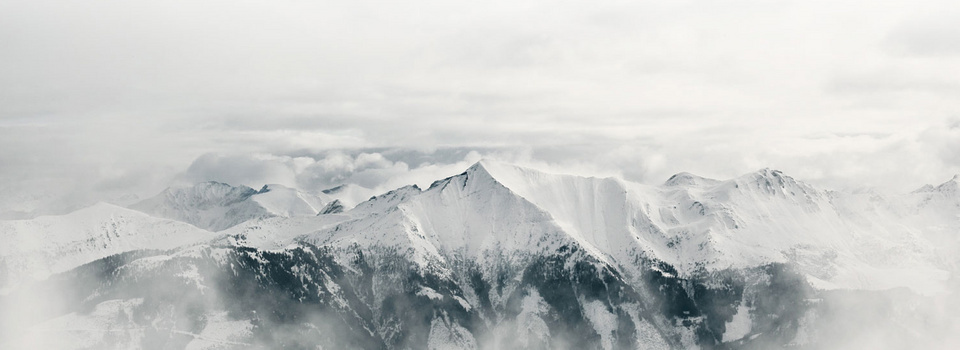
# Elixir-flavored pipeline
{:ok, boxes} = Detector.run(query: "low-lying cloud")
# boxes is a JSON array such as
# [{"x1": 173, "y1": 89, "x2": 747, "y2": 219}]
[{"x1": 2, "y1": 0, "x2": 960, "y2": 217}]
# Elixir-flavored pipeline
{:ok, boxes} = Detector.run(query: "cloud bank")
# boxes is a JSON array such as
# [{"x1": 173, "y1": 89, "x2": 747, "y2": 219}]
[{"x1": 1, "y1": 0, "x2": 959, "y2": 216}]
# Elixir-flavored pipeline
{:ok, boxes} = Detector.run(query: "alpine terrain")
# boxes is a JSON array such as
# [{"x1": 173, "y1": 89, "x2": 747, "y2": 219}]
[{"x1": 1, "y1": 161, "x2": 957, "y2": 349}]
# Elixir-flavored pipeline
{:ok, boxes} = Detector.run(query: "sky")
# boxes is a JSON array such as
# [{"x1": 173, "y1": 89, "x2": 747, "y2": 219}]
[{"x1": 1, "y1": 0, "x2": 960, "y2": 216}]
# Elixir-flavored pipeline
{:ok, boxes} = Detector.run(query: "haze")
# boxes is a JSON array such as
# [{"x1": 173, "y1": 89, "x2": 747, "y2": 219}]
[{"x1": 2, "y1": 0, "x2": 959, "y2": 217}]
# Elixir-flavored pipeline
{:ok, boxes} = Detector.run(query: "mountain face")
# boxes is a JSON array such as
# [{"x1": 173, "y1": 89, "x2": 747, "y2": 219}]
[{"x1": 2, "y1": 162, "x2": 958, "y2": 349}]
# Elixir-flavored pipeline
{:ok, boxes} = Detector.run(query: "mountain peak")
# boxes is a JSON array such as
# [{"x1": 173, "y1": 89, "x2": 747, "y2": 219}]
[
  {"x1": 130, "y1": 181, "x2": 328, "y2": 231},
  {"x1": 156, "y1": 181, "x2": 258, "y2": 206},
  {"x1": 742, "y1": 168, "x2": 791, "y2": 183},
  {"x1": 727, "y1": 168, "x2": 820, "y2": 197},
  {"x1": 466, "y1": 159, "x2": 516, "y2": 181},
  {"x1": 754, "y1": 167, "x2": 783, "y2": 177},
  {"x1": 913, "y1": 184, "x2": 937, "y2": 193},
  {"x1": 913, "y1": 174, "x2": 960, "y2": 194},
  {"x1": 257, "y1": 183, "x2": 292, "y2": 194},
  {"x1": 465, "y1": 160, "x2": 493, "y2": 177},
  {"x1": 664, "y1": 172, "x2": 718, "y2": 187},
  {"x1": 318, "y1": 199, "x2": 344, "y2": 215},
  {"x1": 935, "y1": 174, "x2": 960, "y2": 194},
  {"x1": 428, "y1": 160, "x2": 500, "y2": 191}
]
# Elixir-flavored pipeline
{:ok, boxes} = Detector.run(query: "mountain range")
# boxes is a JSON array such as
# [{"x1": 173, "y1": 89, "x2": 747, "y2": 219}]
[{"x1": 1, "y1": 161, "x2": 957, "y2": 349}]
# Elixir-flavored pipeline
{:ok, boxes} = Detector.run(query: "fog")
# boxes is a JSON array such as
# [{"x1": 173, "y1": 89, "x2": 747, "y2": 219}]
[
  {"x1": 2, "y1": 0, "x2": 960, "y2": 348},
  {"x1": 2, "y1": 244, "x2": 959, "y2": 349},
  {"x1": 3, "y1": 0, "x2": 960, "y2": 218}
]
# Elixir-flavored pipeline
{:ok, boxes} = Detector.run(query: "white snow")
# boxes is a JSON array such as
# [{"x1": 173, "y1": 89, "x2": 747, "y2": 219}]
[
  {"x1": 129, "y1": 181, "x2": 331, "y2": 231},
  {"x1": 290, "y1": 160, "x2": 956, "y2": 295},
  {"x1": 453, "y1": 295, "x2": 472, "y2": 311},
  {"x1": 5, "y1": 160, "x2": 956, "y2": 301},
  {"x1": 0, "y1": 202, "x2": 217, "y2": 289},
  {"x1": 252, "y1": 184, "x2": 326, "y2": 217},
  {"x1": 417, "y1": 286, "x2": 444, "y2": 300},
  {"x1": 320, "y1": 183, "x2": 380, "y2": 210}
]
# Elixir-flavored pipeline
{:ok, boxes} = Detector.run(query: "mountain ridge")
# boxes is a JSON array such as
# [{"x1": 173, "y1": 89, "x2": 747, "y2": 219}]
[{"x1": 2, "y1": 161, "x2": 958, "y2": 349}]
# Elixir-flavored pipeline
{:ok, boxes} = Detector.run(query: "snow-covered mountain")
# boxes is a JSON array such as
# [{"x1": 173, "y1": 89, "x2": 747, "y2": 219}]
[
  {"x1": 0, "y1": 202, "x2": 215, "y2": 291},
  {"x1": 252, "y1": 183, "x2": 327, "y2": 217},
  {"x1": 2, "y1": 161, "x2": 958, "y2": 349},
  {"x1": 320, "y1": 183, "x2": 381, "y2": 209},
  {"x1": 239, "y1": 161, "x2": 951, "y2": 294},
  {"x1": 128, "y1": 182, "x2": 333, "y2": 231}
]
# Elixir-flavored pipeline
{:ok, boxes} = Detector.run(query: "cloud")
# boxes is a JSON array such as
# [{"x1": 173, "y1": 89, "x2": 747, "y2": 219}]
[
  {"x1": 885, "y1": 10, "x2": 960, "y2": 57},
  {"x1": 178, "y1": 153, "x2": 307, "y2": 189},
  {"x1": 920, "y1": 118, "x2": 960, "y2": 168},
  {"x1": 2, "y1": 0, "x2": 960, "y2": 215}
]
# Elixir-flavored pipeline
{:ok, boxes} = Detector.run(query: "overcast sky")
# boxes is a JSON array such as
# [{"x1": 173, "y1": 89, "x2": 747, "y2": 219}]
[{"x1": 2, "y1": 0, "x2": 960, "y2": 215}]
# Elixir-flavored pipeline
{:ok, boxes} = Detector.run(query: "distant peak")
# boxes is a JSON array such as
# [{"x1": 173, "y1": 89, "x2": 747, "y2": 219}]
[
  {"x1": 194, "y1": 181, "x2": 238, "y2": 189},
  {"x1": 754, "y1": 167, "x2": 783, "y2": 177},
  {"x1": 912, "y1": 184, "x2": 936, "y2": 193},
  {"x1": 744, "y1": 168, "x2": 790, "y2": 181},
  {"x1": 85, "y1": 201, "x2": 129, "y2": 212},
  {"x1": 935, "y1": 175, "x2": 960, "y2": 193},
  {"x1": 138, "y1": 181, "x2": 258, "y2": 210},
  {"x1": 364, "y1": 184, "x2": 423, "y2": 202},
  {"x1": 318, "y1": 199, "x2": 344, "y2": 215},
  {"x1": 257, "y1": 184, "x2": 293, "y2": 194},
  {"x1": 664, "y1": 172, "x2": 717, "y2": 187},
  {"x1": 914, "y1": 175, "x2": 960, "y2": 194},
  {"x1": 169, "y1": 181, "x2": 252, "y2": 192},
  {"x1": 728, "y1": 168, "x2": 820, "y2": 197},
  {"x1": 348, "y1": 185, "x2": 423, "y2": 214}
]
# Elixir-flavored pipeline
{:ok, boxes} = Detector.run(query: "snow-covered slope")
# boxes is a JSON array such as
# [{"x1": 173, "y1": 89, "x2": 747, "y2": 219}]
[
  {"x1": 4, "y1": 162, "x2": 958, "y2": 350},
  {"x1": 276, "y1": 161, "x2": 951, "y2": 295},
  {"x1": 320, "y1": 183, "x2": 379, "y2": 209},
  {"x1": 252, "y1": 184, "x2": 326, "y2": 217},
  {"x1": 0, "y1": 202, "x2": 215, "y2": 290},
  {"x1": 129, "y1": 182, "x2": 330, "y2": 231},
  {"x1": 297, "y1": 164, "x2": 580, "y2": 269},
  {"x1": 647, "y1": 168, "x2": 949, "y2": 293},
  {"x1": 129, "y1": 182, "x2": 263, "y2": 231},
  {"x1": 904, "y1": 174, "x2": 960, "y2": 267}
]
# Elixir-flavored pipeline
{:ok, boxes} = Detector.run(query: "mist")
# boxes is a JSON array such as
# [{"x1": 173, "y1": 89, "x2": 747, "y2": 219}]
[{"x1": 3, "y1": 0, "x2": 960, "y2": 348}]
